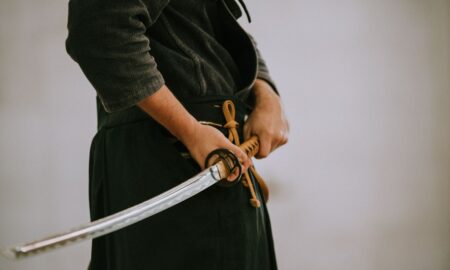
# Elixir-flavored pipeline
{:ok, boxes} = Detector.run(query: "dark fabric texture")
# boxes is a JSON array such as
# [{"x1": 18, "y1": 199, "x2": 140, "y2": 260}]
[
  {"x1": 66, "y1": 0, "x2": 279, "y2": 269},
  {"x1": 88, "y1": 96, "x2": 278, "y2": 270},
  {"x1": 66, "y1": 0, "x2": 278, "y2": 112}
]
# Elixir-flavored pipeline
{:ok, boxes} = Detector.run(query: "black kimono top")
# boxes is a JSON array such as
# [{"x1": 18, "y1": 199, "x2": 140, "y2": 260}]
[{"x1": 65, "y1": 0, "x2": 278, "y2": 113}]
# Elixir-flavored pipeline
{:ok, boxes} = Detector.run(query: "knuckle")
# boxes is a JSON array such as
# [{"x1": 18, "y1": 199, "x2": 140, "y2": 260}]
[
  {"x1": 272, "y1": 135, "x2": 281, "y2": 146},
  {"x1": 282, "y1": 131, "x2": 289, "y2": 143},
  {"x1": 258, "y1": 148, "x2": 269, "y2": 158},
  {"x1": 276, "y1": 137, "x2": 284, "y2": 146},
  {"x1": 274, "y1": 133, "x2": 283, "y2": 144}
]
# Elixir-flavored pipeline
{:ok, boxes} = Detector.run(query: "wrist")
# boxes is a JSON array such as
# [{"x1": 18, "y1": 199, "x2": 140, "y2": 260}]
[
  {"x1": 253, "y1": 79, "x2": 279, "y2": 107},
  {"x1": 175, "y1": 118, "x2": 202, "y2": 146}
]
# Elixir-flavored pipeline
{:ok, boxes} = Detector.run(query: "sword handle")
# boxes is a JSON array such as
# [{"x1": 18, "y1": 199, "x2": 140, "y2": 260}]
[
  {"x1": 239, "y1": 136, "x2": 260, "y2": 158},
  {"x1": 212, "y1": 136, "x2": 260, "y2": 185}
]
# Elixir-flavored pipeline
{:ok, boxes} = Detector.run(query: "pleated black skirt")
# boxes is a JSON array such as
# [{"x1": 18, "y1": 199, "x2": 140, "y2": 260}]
[{"x1": 88, "y1": 95, "x2": 277, "y2": 270}]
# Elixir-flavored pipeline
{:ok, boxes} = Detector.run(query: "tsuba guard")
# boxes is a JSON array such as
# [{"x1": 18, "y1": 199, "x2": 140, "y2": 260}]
[{"x1": 204, "y1": 148, "x2": 242, "y2": 187}]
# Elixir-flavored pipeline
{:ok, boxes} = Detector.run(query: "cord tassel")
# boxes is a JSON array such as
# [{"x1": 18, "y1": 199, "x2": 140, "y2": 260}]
[
  {"x1": 222, "y1": 100, "x2": 269, "y2": 207},
  {"x1": 249, "y1": 166, "x2": 269, "y2": 202},
  {"x1": 243, "y1": 171, "x2": 261, "y2": 207}
]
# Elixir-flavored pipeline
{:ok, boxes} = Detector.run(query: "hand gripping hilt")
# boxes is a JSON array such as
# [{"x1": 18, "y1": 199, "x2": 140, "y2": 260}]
[{"x1": 205, "y1": 136, "x2": 259, "y2": 186}]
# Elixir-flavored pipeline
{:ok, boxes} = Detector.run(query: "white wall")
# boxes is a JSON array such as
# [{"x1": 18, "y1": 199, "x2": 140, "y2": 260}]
[{"x1": 1, "y1": 0, "x2": 449, "y2": 269}]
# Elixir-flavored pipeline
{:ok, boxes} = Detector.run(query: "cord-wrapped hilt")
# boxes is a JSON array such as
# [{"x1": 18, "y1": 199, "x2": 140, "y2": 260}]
[
  {"x1": 205, "y1": 148, "x2": 242, "y2": 186},
  {"x1": 239, "y1": 136, "x2": 260, "y2": 158},
  {"x1": 204, "y1": 136, "x2": 260, "y2": 187}
]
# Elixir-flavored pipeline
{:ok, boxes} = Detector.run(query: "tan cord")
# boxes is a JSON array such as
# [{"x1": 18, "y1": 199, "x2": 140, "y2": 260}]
[
  {"x1": 222, "y1": 100, "x2": 269, "y2": 207},
  {"x1": 239, "y1": 137, "x2": 270, "y2": 202},
  {"x1": 249, "y1": 166, "x2": 269, "y2": 202},
  {"x1": 222, "y1": 100, "x2": 240, "y2": 143}
]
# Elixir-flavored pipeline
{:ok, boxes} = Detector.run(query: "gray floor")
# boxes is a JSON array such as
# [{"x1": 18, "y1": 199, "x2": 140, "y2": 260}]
[{"x1": 1, "y1": 0, "x2": 449, "y2": 269}]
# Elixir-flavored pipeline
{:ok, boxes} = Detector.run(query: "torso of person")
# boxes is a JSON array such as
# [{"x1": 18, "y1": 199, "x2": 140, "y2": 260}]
[{"x1": 146, "y1": 0, "x2": 257, "y2": 99}]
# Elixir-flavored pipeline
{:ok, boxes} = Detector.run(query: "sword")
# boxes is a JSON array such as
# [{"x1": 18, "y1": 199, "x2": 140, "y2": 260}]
[{"x1": 1, "y1": 136, "x2": 260, "y2": 260}]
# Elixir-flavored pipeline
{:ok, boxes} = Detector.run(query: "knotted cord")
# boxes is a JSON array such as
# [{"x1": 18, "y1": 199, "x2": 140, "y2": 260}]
[{"x1": 222, "y1": 100, "x2": 269, "y2": 207}]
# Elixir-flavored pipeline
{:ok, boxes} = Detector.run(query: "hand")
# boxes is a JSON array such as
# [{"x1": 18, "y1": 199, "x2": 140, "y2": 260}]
[
  {"x1": 180, "y1": 123, "x2": 252, "y2": 180},
  {"x1": 136, "y1": 85, "x2": 251, "y2": 179},
  {"x1": 244, "y1": 79, "x2": 289, "y2": 159}
]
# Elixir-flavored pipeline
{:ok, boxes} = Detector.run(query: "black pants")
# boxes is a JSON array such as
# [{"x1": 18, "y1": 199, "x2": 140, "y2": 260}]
[{"x1": 88, "y1": 95, "x2": 277, "y2": 270}]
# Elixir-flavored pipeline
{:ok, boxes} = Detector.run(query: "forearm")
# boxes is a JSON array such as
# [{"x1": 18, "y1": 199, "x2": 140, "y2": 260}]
[
  {"x1": 253, "y1": 79, "x2": 280, "y2": 107},
  {"x1": 137, "y1": 84, "x2": 251, "y2": 172},
  {"x1": 136, "y1": 85, "x2": 198, "y2": 143}
]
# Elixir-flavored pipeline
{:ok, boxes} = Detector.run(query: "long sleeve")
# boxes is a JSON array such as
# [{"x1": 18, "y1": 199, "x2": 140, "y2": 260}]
[
  {"x1": 65, "y1": 0, "x2": 169, "y2": 112},
  {"x1": 247, "y1": 33, "x2": 279, "y2": 95},
  {"x1": 223, "y1": 0, "x2": 279, "y2": 95}
]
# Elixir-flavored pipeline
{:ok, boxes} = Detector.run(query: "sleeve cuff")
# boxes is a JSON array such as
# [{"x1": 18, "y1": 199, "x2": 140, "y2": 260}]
[
  {"x1": 98, "y1": 72, "x2": 165, "y2": 113},
  {"x1": 256, "y1": 73, "x2": 279, "y2": 96}
]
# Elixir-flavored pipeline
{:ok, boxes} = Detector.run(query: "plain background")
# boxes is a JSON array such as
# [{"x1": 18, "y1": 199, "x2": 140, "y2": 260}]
[{"x1": 1, "y1": 0, "x2": 449, "y2": 269}]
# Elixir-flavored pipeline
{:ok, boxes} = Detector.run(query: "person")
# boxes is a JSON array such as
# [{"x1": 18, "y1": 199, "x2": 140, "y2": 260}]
[{"x1": 65, "y1": 0, "x2": 289, "y2": 269}]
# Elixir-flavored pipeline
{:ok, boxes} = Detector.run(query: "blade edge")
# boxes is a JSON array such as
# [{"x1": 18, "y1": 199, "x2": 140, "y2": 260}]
[{"x1": 2, "y1": 165, "x2": 221, "y2": 259}]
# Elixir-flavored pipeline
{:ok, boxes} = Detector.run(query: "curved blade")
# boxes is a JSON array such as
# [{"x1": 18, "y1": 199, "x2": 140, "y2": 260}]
[{"x1": 2, "y1": 165, "x2": 222, "y2": 260}]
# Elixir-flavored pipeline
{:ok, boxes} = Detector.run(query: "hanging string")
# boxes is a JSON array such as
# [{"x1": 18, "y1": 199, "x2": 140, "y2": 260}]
[
  {"x1": 222, "y1": 100, "x2": 270, "y2": 207},
  {"x1": 237, "y1": 0, "x2": 252, "y2": 23}
]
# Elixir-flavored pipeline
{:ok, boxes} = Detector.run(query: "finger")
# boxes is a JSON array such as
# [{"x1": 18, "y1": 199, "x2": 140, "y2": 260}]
[
  {"x1": 256, "y1": 134, "x2": 271, "y2": 159},
  {"x1": 232, "y1": 146, "x2": 250, "y2": 172},
  {"x1": 227, "y1": 167, "x2": 240, "y2": 181},
  {"x1": 281, "y1": 130, "x2": 289, "y2": 145},
  {"x1": 271, "y1": 130, "x2": 285, "y2": 152},
  {"x1": 278, "y1": 128, "x2": 289, "y2": 146},
  {"x1": 226, "y1": 147, "x2": 249, "y2": 181}
]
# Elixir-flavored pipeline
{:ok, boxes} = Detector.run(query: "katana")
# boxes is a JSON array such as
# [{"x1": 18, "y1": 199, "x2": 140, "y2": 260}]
[{"x1": 1, "y1": 136, "x2": 260, "y2": 260}]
